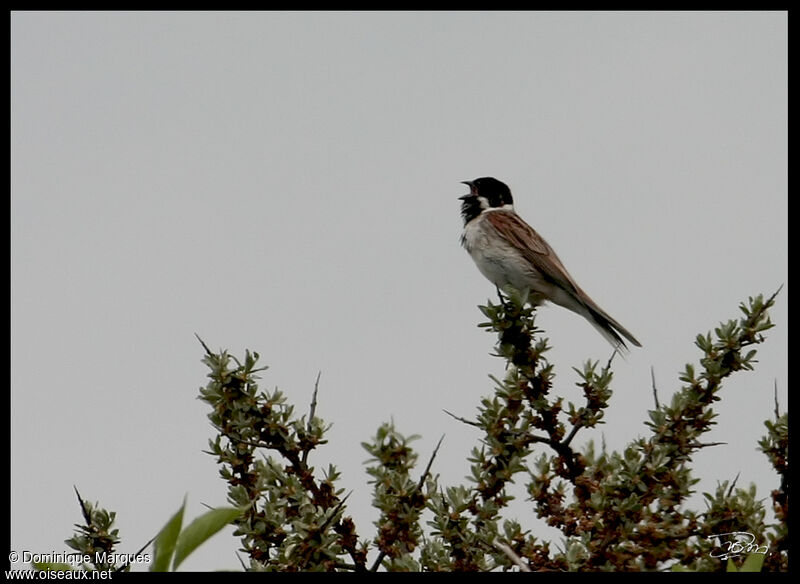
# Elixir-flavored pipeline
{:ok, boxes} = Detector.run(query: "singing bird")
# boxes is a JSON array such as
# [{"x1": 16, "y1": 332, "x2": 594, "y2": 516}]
[{"x1": 459, "y1": 177, "x2": 641, "y2": 351}]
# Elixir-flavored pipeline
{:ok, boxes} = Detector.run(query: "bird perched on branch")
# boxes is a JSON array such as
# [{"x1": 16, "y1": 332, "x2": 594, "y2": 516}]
[{"x1": 459, "y1": 177, "x2": 641, "y2": 352}]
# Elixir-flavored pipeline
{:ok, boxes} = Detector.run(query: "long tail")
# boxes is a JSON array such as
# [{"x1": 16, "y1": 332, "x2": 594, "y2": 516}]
[{"x1": 586, "y1": 305, "x2": 642, "y2": 352}]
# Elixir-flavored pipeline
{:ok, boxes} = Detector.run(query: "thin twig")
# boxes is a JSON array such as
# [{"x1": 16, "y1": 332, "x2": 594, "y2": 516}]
[
  {"x1": 767, "y1": 284, "x2": 784, "y2": 306},
  {"x1": 492, "y1": 538, "x2": 532, "y2": 572},
  {"x1": 693, "y1": 441, "x2": 727, "y2": 450},
  {"x1": 115, "y1": 533, "x2": 157, "y2": 573},
  {"x1": 303, "y1": 372, "x2": 321, "y2": 464},
  {"x1": 73, "y1": 486, "x2": 92, "y2": 525},
  {"x1": 416, "y1": 435, "x2": 445, "y2": 492},
  {"x1": 773, "y1": 380, "x2": 780, "y2": 419},
  {"x1": 235, "y1": 552, "x2": 248, "y2": 571},
  {"x1": 443, "y1": 409, "x2": 481, "y2": 427},
  {"x1": 604, "y1": 348, "x2": 619, "y2": 370},
  {"x1": 194, "y1": 333, "x2": 213, "y2": 357},
  {"x1": 651, "y1": 366, "x2": 660, "y2": 409},
  {"x1": 308, "y1": 371, "x2": 321, "y2": 429},
  {"x1": 319, "y1": 492, "x2": 351, "y2": 533},
  {"x1": 727, "y1": 472, "x2": 741, "y2": 497}
]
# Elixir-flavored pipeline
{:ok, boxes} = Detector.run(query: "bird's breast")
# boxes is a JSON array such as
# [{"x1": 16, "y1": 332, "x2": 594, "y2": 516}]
[{"x1": 462, "y1": 216, "x2": 528, "y2": 289}]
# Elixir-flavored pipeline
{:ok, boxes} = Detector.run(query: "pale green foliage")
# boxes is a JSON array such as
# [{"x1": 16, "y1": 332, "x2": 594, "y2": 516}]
[{"x1": 51, "y1": 290, "x2": 786, "y2": 572}]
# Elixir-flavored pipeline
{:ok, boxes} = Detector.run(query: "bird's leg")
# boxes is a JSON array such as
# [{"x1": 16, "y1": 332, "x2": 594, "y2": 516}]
[{"x1": 495, "y1": 285, "x2": 508, "y2": 307}]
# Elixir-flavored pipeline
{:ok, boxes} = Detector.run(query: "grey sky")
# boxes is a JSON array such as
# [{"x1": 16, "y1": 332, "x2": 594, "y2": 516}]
[{"x1": 11, "y1": 11, "x2": 787, "y2": 571}]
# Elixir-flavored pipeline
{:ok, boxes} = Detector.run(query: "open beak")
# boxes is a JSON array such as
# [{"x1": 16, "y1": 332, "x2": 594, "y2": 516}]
[{"x1": 459, "y1": 180, "x2": 475, "y2": 199}]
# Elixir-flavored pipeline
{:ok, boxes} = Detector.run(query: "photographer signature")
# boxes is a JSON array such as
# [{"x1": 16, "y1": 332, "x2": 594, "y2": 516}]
[{"x1": 706, "y1": 531, "x2": 769, "y2": 561}]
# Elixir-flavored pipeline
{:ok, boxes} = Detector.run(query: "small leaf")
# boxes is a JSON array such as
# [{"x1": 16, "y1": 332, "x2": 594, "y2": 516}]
[{"x1": 172, "y1": 506, "x2": 244, "y2": 571}]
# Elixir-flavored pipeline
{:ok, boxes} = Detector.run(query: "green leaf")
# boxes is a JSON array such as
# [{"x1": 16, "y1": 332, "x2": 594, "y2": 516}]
[
  {"x1": 172, "y1": 506, "x2": 244, "y2": 571},
  {"x1": 739, "y1": 552, "x2": 766, "y2": 572},
  {"x1": 150, "y1": 496, "x2": 186, "y2": 572}
]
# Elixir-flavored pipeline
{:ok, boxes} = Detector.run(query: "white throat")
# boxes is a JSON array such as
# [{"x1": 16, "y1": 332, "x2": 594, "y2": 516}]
[{"x1": 482, "y1": 203, "x2": 515, "y2": 213}]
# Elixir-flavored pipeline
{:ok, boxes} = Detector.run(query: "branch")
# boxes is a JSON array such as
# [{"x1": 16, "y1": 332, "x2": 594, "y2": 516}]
[
  {"x1": 319, "y1": 492, "x2": 351, "y2": 533},
  {"x1": 692, "y1": 441, "x2": 727, "y2": 449},
  {"x1": 651, "y1": 366, "x2": 660, "y2": 409},
  {"x1": 303, "y1": 371, "x2": 321, "y2": 464},
  {"x1": 417, "y1": 435, "x2": 445, "y2": 492},
  {"x1": 308, "y1": 371, "x2": 321, "y2": 429},
  {"x1": 443, "y1": 409, "x2": 481, "y2": 428},
  {"x1": 194, "y1": 333, "x2": 213, "y2": 357},
  {"x1": 604, "y1": 348, "x2": 619, "y2": 371},
  {"x1": 492, "y1": 538, "x2": 532, "y2": 572},
  {"x1": 773, "y1": 380, "x2": 780, "y2": 418},
  {"x1": 726, "y1": 472, "x2": 740, "y2": 498},
  {"x1": 114, "y1": 533, "x2": 157, "y2": 573},
  {"x1": 73, "y1": 486, "x2": 92, "y2": 526},
  {"x1": 369, "y1": 551, "x2": 386, "y2": 572}
]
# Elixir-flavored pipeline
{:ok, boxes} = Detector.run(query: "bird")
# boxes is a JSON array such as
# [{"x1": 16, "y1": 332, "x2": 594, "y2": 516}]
[{"x1": 459, "y1": 177, "x2": 641, "y2": 351}]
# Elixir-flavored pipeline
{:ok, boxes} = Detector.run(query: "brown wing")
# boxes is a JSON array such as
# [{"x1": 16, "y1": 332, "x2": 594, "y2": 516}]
[
  {"x1": 485, "y1": 210, "x2": 642, "y2": 348},
  {"x1": 484, "y1": 210, "x2": 583, "y2": 295}
]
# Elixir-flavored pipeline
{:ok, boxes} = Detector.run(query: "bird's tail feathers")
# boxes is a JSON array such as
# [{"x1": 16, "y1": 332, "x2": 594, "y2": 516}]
[{"x1": 587, "y1": 306, "x2": 642, "y2": 353}]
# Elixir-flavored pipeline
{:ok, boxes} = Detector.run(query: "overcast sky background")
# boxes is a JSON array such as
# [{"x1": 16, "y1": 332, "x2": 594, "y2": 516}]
[{"x1": 11, "y1": 11, "x2": 787, "y2": 571}]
